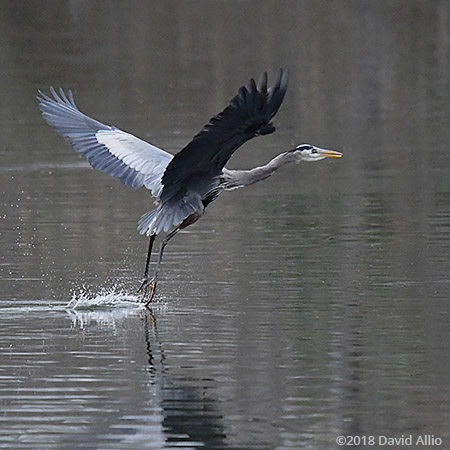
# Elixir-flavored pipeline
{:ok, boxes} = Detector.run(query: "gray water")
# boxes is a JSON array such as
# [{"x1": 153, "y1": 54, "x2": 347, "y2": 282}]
[{"x1": 1, "y1": 1, "x2": 450, "y2": 449}]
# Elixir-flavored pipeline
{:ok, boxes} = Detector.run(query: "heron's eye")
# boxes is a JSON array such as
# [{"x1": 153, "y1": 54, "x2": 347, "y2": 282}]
[{"x1": 311, "y1": 148, "x2": 317, "y2": 154}]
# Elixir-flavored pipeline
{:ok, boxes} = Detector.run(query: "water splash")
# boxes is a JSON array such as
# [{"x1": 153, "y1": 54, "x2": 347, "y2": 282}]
[{"x1": 67, "y1": 287, "x2": 143, "y2": 310}]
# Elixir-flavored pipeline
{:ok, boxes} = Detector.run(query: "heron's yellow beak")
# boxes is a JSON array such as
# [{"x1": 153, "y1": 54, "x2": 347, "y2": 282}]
[{"x1": 317, "y1": 148, "x2": 343, "y2": 158}]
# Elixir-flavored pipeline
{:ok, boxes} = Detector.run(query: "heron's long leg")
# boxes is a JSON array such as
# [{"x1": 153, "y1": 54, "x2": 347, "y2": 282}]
[
  {"x1": 137, "y1": 234, "x2": 156, "y2": 297},
  {"x1": 144, "y1": 234, "x2": 156, "y2": 279},
  {"x1": 145, "y1": 227, "x2": 180, "y2": 306}
]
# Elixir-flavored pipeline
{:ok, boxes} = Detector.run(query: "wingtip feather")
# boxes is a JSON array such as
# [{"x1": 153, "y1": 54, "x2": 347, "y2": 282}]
[{"x1": 257, "y1": 71, "x2": 268, "y2": 92}]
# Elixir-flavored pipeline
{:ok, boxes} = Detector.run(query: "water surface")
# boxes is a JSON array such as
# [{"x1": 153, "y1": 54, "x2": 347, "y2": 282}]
[{"x1": 1, "y1": 1, "x2": 450, "y2": 449}]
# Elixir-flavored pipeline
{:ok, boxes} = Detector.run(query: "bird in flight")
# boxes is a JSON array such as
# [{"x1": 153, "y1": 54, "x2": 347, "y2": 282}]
[{"x1": 38, "y1": 69, "x2": 342, "y2": 305}]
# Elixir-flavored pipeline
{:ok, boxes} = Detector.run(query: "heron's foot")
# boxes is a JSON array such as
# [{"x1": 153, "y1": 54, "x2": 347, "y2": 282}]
[{"x1": 137, "y1": 277, "x2": 157, "y2": 306}]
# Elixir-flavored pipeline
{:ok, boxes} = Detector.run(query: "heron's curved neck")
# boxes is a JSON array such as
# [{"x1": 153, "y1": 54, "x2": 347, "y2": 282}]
[{"x1": 224, "y1": 151, "x2": 297, "y2": 189}]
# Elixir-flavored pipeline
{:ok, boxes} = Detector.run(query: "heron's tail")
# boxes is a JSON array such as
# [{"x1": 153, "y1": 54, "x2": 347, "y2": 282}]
[
  {"x1": 138, "y1": 193, "x2": 204, "y2": 236},
  {"x1": 138, "y1": 209, "x2": 160, "y2": 236}
]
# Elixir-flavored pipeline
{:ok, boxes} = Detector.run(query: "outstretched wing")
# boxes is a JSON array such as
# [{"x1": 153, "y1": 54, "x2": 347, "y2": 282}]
[
  {"x1": 38, "y1": 88, "x2": 173, "y2": 198},
  {"x1": 160, "y1": 69, "x2": 289, "y2": 201}
]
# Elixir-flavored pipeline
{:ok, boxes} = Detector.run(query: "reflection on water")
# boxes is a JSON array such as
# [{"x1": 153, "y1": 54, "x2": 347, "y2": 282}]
[
  {"x1": 0, "y1": 302, "x2": 268, "y2": 449},
  {"x1": 1, "y1": 0, "x2": 450, "y2": 449},
  {"x1": 142, "y1": 311, "x2": 230, "y2": 450}
]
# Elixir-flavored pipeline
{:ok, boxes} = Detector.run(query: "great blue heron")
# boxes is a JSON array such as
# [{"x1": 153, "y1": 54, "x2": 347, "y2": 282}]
[{"x1": 38, "y1": 69, "x2": 342, "y2": 305}]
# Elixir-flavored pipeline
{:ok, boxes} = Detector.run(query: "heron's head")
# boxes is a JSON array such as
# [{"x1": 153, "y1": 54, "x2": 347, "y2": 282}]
[{"x1": 290, "y1": 144, "x2": 343, "y2": 162}]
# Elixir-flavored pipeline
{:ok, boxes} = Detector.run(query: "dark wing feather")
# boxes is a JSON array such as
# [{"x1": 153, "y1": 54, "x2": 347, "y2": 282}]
[{"x1": 160, "y1": 69, "x2": 289, "y2": 201}]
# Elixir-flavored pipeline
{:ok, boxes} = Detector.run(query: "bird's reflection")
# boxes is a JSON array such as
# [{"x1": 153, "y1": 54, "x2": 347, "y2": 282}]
[{"x1": 142, "y1": 308, "x2": 228, "y2": 449}]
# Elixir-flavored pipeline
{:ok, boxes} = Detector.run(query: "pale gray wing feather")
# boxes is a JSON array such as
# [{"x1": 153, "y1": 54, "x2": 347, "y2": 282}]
[{"x1": 38, "y1": 88, "x2": 173, "y2": 198}]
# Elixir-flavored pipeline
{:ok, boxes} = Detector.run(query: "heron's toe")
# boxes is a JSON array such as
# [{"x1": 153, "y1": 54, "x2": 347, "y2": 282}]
[
  {"x1": 144, "y1": 280, "x2": 157, "y2": 306},
  {"x1": 137, "y1": 278, "x2": 157, "y2": 305}
]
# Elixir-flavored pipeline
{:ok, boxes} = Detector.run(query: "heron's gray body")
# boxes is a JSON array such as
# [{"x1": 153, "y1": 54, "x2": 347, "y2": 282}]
[{"x1": 38, "y1": 70, "x2": 342, "y2": 303}]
